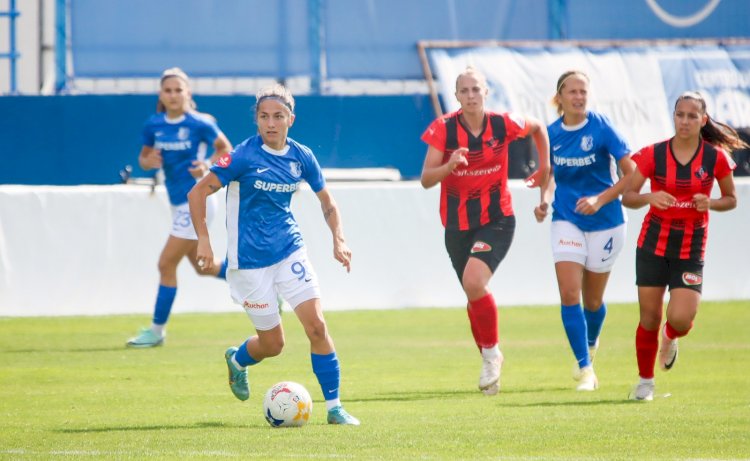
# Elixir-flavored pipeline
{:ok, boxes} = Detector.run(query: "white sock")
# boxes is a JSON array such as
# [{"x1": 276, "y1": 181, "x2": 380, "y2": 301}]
[
  {"x1": 481, "y1": 345, "x2": 501, "y2": 360},
  {"x1": 230, "y1": 355, "x2": 246, "y2": 371},
  {"x1": 150, "y1": 324, "x2": 165, "y2": 336},
  {"x1": 639, "y1": 377, "x2": 655, "y2": 385},
  {"x1": 325, "y1": 398, "x2": 341, "y2": 411}
]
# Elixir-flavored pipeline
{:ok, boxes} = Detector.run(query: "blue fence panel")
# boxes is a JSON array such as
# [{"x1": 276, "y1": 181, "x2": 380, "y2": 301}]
[{"x1": 0, "y1": 95, "x2": 434, "y2": 185}]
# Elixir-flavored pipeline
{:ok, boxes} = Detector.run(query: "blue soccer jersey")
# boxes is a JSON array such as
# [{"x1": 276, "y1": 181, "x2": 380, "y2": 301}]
[
  {"x1": 142, "y1": 112, "x2": 223, "y2": 205},
  {"x1": 210, "y1": 135, "x2": 326, "y2": 269},
  {"x1": 548, "y1": 111, "x2": 631, "y2": 232}
]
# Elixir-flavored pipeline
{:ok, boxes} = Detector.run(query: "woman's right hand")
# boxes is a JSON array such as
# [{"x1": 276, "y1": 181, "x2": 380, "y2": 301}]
[
  {"x1": 648, "y1": 191, "x2": 676, "y2": 210},
  {"x1": 533, "y1": 202, "x2": 549, "y2": 223},
  {"x1": 196, "y1": 237, "x2": 214, "y2": 272},
  {"x1": 141, "y1": 149, "x2": 163, "y2": 170},
  {"x1": 447, "y1": 147, "x2": 469, "y2": 171}
]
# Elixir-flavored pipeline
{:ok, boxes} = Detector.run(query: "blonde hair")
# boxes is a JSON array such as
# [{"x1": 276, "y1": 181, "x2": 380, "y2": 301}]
[
  {"x1": 551, "y1": 70, "x2": 589, "y2": 116},
  {"x1": 156, "y1": 67, "x2": 196, "y2": 113},
  {"x1": 455, "y1": 66, "x2": 488, "y2": 91},
  {"x1": 255, "y1": 84, "x2": 295, "y2": 115}
]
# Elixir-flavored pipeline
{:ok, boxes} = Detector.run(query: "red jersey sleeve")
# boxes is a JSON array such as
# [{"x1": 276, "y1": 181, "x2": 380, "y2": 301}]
[
  {"x1": 421, "y1": 117, "x2": 447, "y2": 151},
  {"x1": 632, "y1": 144, "x2": 655, "y2": 178},
  {"x1": 504, "y1": 112, "x2": 529, "y2": 141},
  {"x1": 715, "y1": 147, "x2": 737, "y2": 180}
]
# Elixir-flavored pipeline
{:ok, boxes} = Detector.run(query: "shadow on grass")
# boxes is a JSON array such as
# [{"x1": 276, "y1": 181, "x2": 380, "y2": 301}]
[
  {"x1": 498, "y1": 398, "x2": 635, "y2": 408},
  {"x1": 5, "y1": 347, "x2": 134, "y2": 353},
  {"x1": 346, "y1": 385, "x2": 572, "y2": 403},
  {"x1": 55, "y1": 420, "x2": 264, "y2": 433}
]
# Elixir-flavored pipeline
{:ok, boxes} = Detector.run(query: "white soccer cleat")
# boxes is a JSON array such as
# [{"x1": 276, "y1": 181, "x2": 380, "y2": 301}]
[
  {"x1": 572, "y1": 340, "x2": 599, "y2": 381},
  {"x1": 658, "y1": 326, "x2": 679, "y2": 371},
  {"x1": 630, "y1": 381, "x2": 655, "y2": 401},
  {"x1": 478, "y1": 352, "x2": 504, "y2": 393},
  {"x1": 575, "y1": 366, "x2": 598, "y2": 391}
]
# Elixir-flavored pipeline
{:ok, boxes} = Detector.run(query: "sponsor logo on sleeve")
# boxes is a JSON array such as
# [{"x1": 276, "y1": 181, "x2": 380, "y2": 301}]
[{"x1": 217, "y1": 153, "x2": 232, "y2": 168}]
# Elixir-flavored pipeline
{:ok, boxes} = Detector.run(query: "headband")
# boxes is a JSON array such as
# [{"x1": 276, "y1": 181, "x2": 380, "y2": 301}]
[{"x1": 257, "y1": 95, "x2": 294, "y2": 113}]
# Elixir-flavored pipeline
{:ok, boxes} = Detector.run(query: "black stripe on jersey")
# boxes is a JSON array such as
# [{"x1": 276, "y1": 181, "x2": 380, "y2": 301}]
[
  {"x1": 446, "y1": 186, "x2": 460, "y2": 229},
  {"x1": 641, "y1": 215, "x2": 663, "y2": 254},
  {"x1": 466, "y1": 191, "x2": 483, "y2": 229},
  {"x1": 699, "y1": 142, "x2": 717, "y2": 186},
  {"x1": 653, "y1": 141, "x2": 668, "y2": 187},
  {"x1": 689, "y1": 225, "x2": 706, "y2": 260},
  {"x1": 487, "y1": 183, "x2": 503, "y2": 221},
  {"x1": 445, "y1": 117, "x2": 459, "y2": 151},
  {"x1": 488, "y1": 115, "x2": 507, "y2": 148}
]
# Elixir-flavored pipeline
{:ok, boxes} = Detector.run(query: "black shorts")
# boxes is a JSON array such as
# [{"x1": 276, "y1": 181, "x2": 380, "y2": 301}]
[
  {"x1": 444, "y1": 216, "x2": 516, "y2": 282},
  {"x1": 635, "y1": 247, "x2": 704, "y2": 293}
]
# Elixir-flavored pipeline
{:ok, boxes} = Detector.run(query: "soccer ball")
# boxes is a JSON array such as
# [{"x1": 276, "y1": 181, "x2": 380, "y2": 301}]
[{"x1": 263, "y1": 381, "x2": 313, "y2": 428}]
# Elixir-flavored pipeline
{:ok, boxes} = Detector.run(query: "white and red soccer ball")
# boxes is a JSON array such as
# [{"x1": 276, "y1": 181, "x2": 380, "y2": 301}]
[{"x1": 263, "y1": 381, "x2": 313, "y2": 428}]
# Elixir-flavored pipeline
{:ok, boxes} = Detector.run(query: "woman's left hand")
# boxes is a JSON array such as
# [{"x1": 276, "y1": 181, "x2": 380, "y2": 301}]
[
  {"x1": 693, "y1": 193, "x2": 710, "y2": 212},
  {"x1": 575, "y1": 196, "x2": 602, "y2": 215},
  {"x1": 333, "y1": 239, "x2": 352, "y2": 273},
  {"x1": 189, "y1": 160, "x2": 210, "y2": 179}
]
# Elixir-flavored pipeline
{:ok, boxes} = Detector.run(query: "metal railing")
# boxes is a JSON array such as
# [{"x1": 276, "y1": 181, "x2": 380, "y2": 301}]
[{"x1": 0, "y1": 0, "x2": 20, "y2": 94}]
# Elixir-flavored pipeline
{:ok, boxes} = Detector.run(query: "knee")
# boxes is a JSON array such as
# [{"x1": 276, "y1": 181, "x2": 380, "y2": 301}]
[
  {"x1": 559, "y1": 287, "x2": 581, "y2": 306},
  {"x1": 639, "y1": 309, "x2": 662, "y2": 330},
  {"x1": 461, "y1": 278, "x2": 486, "y2": 300},
  {"x1": 582, "y1": 295, "x2": 603, "y2": 311},
  {"x1": 262, "y1": 337, "x2": 285, "y2": 357},
  {"x1": 305, "y1": 318, "x2": 329, "y2": 344}
]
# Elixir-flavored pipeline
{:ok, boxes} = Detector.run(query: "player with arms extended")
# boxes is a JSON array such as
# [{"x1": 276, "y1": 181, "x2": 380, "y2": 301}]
[
  {"x1": 623, "y1": 91, "x2": 745, "y2": 401},
  {"x1": 533, "y1": 70, "x2": 634, "y2": 391},
  {"x1": 126, "y1": 67, "x2": 232, "y2": 348},
  {"x1": 420, "y1": 66, "x2": 550, "y2": 395},
  {"x1": 188, "y1": 84, "x2": 359, "y2": 425}
]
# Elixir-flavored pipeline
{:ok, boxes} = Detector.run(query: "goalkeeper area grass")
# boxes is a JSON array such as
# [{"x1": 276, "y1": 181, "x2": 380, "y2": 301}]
[{"x1": 1, "y1": 301, "x2": 748, "y2": 460}]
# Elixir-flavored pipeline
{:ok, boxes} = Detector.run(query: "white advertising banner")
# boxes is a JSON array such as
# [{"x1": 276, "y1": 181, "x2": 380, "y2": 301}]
[{"x1": 429, "y1": 44, "x2": 750, "y2": 152}]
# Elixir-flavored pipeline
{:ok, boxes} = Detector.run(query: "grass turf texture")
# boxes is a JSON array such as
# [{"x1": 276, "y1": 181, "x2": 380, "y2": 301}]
[{"x1": 1, "y1": 301, "x2": 748, "y2": 460}]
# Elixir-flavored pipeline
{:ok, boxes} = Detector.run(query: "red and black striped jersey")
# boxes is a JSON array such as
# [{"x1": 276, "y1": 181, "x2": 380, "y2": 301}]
[
  {"x1": 421, "y1": 110, "x2": 529, "y2": 230},
  {"x1": 632, "y1": 138, "x2": 736, "y2": 260}
]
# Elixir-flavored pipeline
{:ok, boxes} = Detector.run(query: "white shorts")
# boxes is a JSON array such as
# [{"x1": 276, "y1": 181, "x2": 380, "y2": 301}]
[
  {"x1": 227, "y1": 247, "x2": 321, "y2": 331},
  {"x1": 550, "y1": 220, "x2": 626, "y2": 273},
  {"x1": 169, "y1": 197, "x2": 215, "y2": 240}
]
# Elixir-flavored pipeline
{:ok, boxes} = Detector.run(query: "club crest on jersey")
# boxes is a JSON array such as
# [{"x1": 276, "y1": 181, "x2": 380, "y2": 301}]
[
  {"x1": 694, "y1": 166, "x2": 708, "y2": 180},
  {"x1": 580, "y1": 135, "x2": 593, "y2": 152},
  {"x1": 682, "y1": 272, "x2": 702, "y2": 286},
  {"x1": 471, "y1": 241, "x2": 492, "y2": 253},
  {"x1": 289, "y1": 161, "x2": 302, "y2": 178},
  {"x1": 177, "y1": 127, "x2": 190, "y2": 140},
  {"x1": 216, "y1": 153, "x2": 232, "y2": 168},
  {"x1": 486, "y1": 137, "x2": 498, "y2": 148}
]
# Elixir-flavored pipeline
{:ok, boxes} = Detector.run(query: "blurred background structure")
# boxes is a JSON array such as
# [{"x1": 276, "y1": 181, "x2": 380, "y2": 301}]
[{"x1": 2, "y1": 1, "x2": 750, "y2": 315}]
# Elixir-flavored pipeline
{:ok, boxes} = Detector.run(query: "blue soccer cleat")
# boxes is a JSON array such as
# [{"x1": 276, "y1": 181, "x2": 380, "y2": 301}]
[{"x1": 327, "y1": 406, "x2": 360, "y2": 426}]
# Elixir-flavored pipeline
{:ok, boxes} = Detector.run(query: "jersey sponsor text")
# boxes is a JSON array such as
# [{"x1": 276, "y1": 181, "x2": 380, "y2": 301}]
[{"x1": 254, "y1": 180, "x2": 298, "y2": 193}]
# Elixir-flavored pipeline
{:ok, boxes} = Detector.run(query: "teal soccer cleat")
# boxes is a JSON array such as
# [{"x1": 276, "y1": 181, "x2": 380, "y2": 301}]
[
  {"x1": 224, "y1": 347, "x2": 250, "y2": 401},
  {"x1": 327, "y1": 406, "x2": 360, "y2": 426},
  {"x1": 126, "y1": 328, "x2": 164, "y2": 348}
]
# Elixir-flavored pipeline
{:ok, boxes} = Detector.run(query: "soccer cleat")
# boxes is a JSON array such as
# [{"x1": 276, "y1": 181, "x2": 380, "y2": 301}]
[
  {"x1": 572, "y1": 340, "x2": 599, "y2": 381},
  {"x1": 658, "y1": 326, "x2": 679, "y2": 371},
  {"x1": 224, "y1": 347, "x2": 249, "y2": 401},
  {"x1": 575, "y1": 366, "x2": 599, "y2": 391},
  {"x1": 481, "y1": 383, "x2": 499, "y2": 396},
  {"x1": 126, "y1": 328, "x2": 164, "y2": 348},
  {"x1": 327, "y1": 406, "x2": 360, "y2": 425},
  {"x1": 478, "y1": 352, "x2": 504, "y2": 392},
  {"x1": 630, "y1": 381, "x2": 655, "y2": 401}
]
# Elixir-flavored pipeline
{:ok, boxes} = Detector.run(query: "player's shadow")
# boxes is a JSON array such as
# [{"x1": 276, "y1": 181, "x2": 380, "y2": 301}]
[
  {"x1": 55, "y1": 421, "x2": 262, "y2": 433},
  {"x1": 5, "y1": 346, "x2": 137, "y2": 353}
]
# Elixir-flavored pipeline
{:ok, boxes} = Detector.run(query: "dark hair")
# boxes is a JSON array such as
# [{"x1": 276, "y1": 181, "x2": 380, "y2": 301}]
[
  {"x1": 675, "y1": 91, "x2": 749, "y2": 152},
  {"x1": 551, "y1": 70, "x2": 589, "y2": 116}
]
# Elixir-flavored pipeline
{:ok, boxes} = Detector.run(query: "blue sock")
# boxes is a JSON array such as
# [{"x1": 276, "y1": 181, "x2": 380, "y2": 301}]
[
  {"x1": 234, "y1": 339, "x2": 259, "y2": 367},
  {"x1": 152, "y1": 285, "x2": 177, "y2": 325},
  {"x1": 311, "y1": 352, "x2": 340, "y2": 401},
  {"x1": 561, "y1": 304, "x2": 590, "y2": 368},
  {"x1": 216, "y1": 260, "x2": 228, "y2": 280},
  {"x1": 584, "y1": 303, "x2": 607, "y2": 347}
]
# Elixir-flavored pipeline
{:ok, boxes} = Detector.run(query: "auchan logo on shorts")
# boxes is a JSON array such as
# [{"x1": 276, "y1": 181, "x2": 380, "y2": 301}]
[
  {"x1": 682, "y1": 272, "x2": 702, "y2": 286},
  {"x1": 243, "y1": 301, "x2": 269, "y2": 309},
  {"x1": 471, "y1": 241, "x2": 492, "y2": 253},
  {"x1": 558, "y1": 239, "x2": 583, "y2": 248}
]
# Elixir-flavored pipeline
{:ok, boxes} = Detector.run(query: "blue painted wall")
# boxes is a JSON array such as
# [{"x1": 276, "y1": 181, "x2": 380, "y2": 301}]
[{"x1": 0, "y1": 94, "x2": 435, "y2": 185}]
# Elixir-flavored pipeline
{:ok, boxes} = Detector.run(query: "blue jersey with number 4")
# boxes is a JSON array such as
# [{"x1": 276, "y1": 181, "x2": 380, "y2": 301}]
[
  {"x1": 211, "y1": 135, "x2": 325, "y2": 269},
  {"x1": 548, "y1": 111, "x2": 630, "y2": 231},
  {"x1": 142, "y1": 112, "x2": 222, "y2": 206}
]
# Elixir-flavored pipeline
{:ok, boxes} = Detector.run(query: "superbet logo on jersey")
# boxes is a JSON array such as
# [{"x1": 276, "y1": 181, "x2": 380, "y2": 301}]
[{"x1": 217, "y1": 153, "x2": 232, "y2": 168}]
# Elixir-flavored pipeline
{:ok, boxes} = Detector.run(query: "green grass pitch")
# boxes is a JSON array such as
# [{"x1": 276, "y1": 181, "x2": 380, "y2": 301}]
[{"x1": 1, "y1": 301, "x2": 748, "y2": 460}]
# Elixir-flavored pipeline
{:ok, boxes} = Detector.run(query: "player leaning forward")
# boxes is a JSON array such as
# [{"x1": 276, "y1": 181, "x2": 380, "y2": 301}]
[{"x1": 187, "y1": 84, "x2": 360, "y2": 425}]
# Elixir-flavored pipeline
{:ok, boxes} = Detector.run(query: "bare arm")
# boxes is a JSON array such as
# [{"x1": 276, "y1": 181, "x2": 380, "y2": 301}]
[
  {"x1": 138, "y1": 145, "x2": 163, "y2": 170},
  {"x1": 524, "y1": 116, "x2": 552, "y2": 221},
  {"x1": 575, "y1": 154, "x2": 636, "y2": 215},
  {"x1": 187, "y1": 172, "x2": 224, "y2": 270},
  {"x1": 420, "y1": 145, "x2": 468, "y2": 189},
  {"x1": 694, "y1": 173, "x2": 737, "y2": 212},
  {"x1": 316, "y1": 188, "x2": 352, "y2": 272},
  {"x1": 189, "y1": 133, "x2": 233, "y2": 179}
]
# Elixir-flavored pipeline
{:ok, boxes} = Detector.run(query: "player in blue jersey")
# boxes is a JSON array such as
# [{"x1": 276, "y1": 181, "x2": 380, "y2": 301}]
[
  {"x1": 533, "y1": 70, "x2": 634, "y2": 391},
  {"x1": 126, "y1": 67, "x2": 232, "y2": 348},
  {"x1": 187, "y1": 84, "x2": 360, "y2": 425}
]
